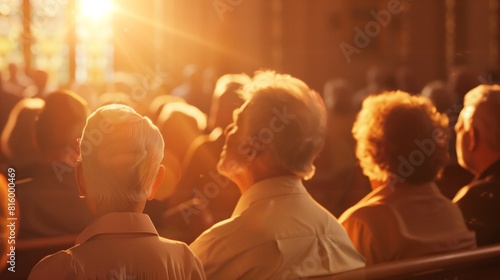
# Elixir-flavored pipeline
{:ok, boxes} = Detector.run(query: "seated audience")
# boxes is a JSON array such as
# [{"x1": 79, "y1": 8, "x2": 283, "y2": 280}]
[
  {"x1": 318, "y1": 78, "x2": 357, "y2": 181},
  {"x1": 17, "y1": 90, "x2": 94, "y2": 238},
  {"x1": 448, "y1": 66, "x2": 480, "y2": 107},
  {"x1": 157, "y1": 102, "x2": 207, "y2": 167},
  {"x1": 352, "y1": 65, "x2": 396, "y2": 110},
  {"x1": 445, "y1": 66, "x2": 480, "y2": 163},
  {"x1": 0, "y1": 77, "x2": 22, "y2": 174},
  {"x1": 148, "y1": 94, "x2": 185, "y2": 124},
  {"x1": 190, "y1": 71, "x2": 365, "y2": 280},
  {"x1": 206, "y1": 73, "x2": 250, "y2": 133},
  {"x1": 1, "y1": 98, "x2": 44, "y2": 180},
  {"x1": 171, "y1": 74, "x2": 249, "y2": 242},
  {"x1": 0, "y1": 74, "x2": 22, "y2": 137},
  {"x1": 28, "y1": 104, "x2": 206, "y2": 279},
  {"x1": 147, "y1": 95, "x2": 207, "y2": 239},
  {"x1": 172, "y1": 64, "x2": 211, "y2": 114},
  {"x1": 155, "y1": 102, "x2": 207, "y2": 200},
  {"x1": 306, "y1": 78, "x2": 370, "y2": 217},
  {"x1": 453, "y1": 85, "x2": 500, "y2": 246},
  {"x1": 23, "y1": 69, "x2": 48, "y2": 98},
  {"x1": 421, "y1": 80, "x2": 454, "y2": 114},
  {"x1": 3, "y1": 63, "x2": 31, "y2": 96},
  {"x1": 421, "y1": 80, "x2": 474, "y2": 199},
  {"x1": 394, "y1": 65, "x2": 420, "y2": 95},
  {"x1": 339, "y1": 91, "x2": 476, "y2": 265}
]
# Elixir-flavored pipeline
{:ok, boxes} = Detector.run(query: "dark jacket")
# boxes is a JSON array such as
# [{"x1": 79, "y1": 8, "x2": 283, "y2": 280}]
[{"x1": 453, "y1": 160, "x2": 500, "y2": 246}]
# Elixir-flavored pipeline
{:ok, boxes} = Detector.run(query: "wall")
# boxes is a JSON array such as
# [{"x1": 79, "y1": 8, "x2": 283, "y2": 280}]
[{"x1": 113, "y1": 0, "x2": 498, "y2": 91}]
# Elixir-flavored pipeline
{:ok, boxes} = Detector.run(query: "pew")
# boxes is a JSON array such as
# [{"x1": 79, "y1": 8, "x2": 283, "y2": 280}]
[
  {"x1": 3, "y1": 236, "x2": 500, "y2": 279},
  {"x1": 315, "y1": 244, "x2": 500, "y2": 280}
]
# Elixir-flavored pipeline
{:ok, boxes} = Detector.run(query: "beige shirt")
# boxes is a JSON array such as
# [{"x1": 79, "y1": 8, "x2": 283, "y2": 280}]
[
  {"x1": 29, "y1": 212, "x2": 206, "y2": 280},
  {"x1": 339, "y1": 183, "x2": 476, "y2": 265},
  {"x1": 190, "y1": 176, "x2": 365, "y2": 280}
]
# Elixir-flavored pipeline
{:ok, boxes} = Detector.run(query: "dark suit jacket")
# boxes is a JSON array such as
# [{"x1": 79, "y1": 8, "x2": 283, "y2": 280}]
[{"x1": 453, "y1": 160, "x2": 500, "y2": 246}]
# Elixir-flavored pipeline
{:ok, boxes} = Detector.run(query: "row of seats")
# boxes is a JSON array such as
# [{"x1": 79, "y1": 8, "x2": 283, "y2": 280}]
[
  {"x1": 317, "y1": 244, "x2": 500, "y2": 280},
  {"x1": 2, "y1": 236, "x2": 500, "y2": 280}
]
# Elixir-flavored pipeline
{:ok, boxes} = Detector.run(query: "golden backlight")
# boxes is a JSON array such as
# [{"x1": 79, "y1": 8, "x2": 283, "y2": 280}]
[{"x1": 79, "y1": 0, "x2": 113, "y2": 22}]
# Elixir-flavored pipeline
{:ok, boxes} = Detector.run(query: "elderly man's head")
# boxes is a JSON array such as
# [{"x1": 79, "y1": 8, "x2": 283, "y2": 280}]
[
  {"x1": 77, "y1": 104, "x2": 165, "y2": 214},
  {"x1": 217, "y1": 71, "x2": 326, "y2": 182},
  {"x1": 455, "y1": 84, "x2": 500, "y2": 174},
  {"x1": 353, "y1": 91, "x2": 450, "y2": 185}
]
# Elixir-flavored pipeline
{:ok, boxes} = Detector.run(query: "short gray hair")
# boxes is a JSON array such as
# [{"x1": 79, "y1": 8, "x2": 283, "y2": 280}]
[
  {"x1": 80, "y1": 104, "x2": 164, "y2": 207},
  {"x1": 465, "y1": 84, "x2": 500, "y2": 152},
  {"x1": 241, "y1": 71, "x2": 326, "y2": 180}
]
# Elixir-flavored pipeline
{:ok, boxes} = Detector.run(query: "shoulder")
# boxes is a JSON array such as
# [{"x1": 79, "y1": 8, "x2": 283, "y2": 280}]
[
  {"x1": 190, "y1": 216, "x2": 283, "y2": 280},
  {"x1": 453, "y1": 177, "x2": 500, "y2": 204},
  {"x1": 156, "y1": 238, "x2": 206, "y2": 279},
  {"x1": 190, "y1": 215, "x2": 242, "y2": 251},
  {"x1": 339, "y1": 202, "x2": 401, "y2": 240},
  {"x1": 158, "y1": 237, "x2": 200, "y2": 257},
  {"x1": 28, "y1": 250, "x2": 75, "y2": 280},
  {"x1": 189, "y1": 213, "x2": 268, "y2": 269},
  {"x1": 339, "y1": 201, "x2": 393, "y2": 225}
]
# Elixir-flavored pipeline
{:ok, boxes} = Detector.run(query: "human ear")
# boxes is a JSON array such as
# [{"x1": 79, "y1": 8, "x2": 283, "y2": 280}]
[{"x1": 148, "y1": 165, "x2": 165, "y2": 201}]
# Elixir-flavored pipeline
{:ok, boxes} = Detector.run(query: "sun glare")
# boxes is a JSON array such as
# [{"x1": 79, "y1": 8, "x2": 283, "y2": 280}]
[{"x1": 80, "y1": 0, "x2": 113, "y2": 22}]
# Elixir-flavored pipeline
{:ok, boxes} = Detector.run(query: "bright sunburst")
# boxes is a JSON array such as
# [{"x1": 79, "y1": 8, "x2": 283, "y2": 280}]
[{"x1": 79, "y1": 0, "x2": 113, "y2": 22}]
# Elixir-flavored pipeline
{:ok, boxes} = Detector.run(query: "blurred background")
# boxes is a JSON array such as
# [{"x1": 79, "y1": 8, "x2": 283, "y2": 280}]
[
  {"x1": 0, "y1": 0, "x2": 498, "y2": 92},
  {"x1": 1, "y1": 2, "x2": 500, "y2": 278}
]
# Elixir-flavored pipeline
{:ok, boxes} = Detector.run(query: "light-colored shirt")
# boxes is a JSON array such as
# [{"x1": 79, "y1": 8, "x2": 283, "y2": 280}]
[
  {"x1": 189, "y1": 176, "x2": 365, "y2": 280},
  {"x1": 339, "y1": 183, "x2": 477, "y2": 265},
  {"x1": 28, "y1": 212, "x2": 206, "y2": 280}
]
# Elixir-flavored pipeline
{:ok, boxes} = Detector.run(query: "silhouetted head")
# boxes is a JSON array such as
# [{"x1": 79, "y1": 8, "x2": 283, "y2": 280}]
[
  {"x1": 421, "y1": 80, "x2": 454, "y2": 113},
  {"x1": 30, "y1": 69, "x2": 48, "y2": 92},
  {"x1": 1, "y1": 98, "x2": 44, "y2": 167},
  {"x1": 156, "y1": 102, "x2": 206, "y2": 161},
  {"x1": 448, "y1": 67, "x2": 480, "y2": 106},
  {"x1": 35, "y1": 90, "x2": 90, "y2": 162},
  {"x1": 323, "y1": 78, "x2": 354, "y2": 115},
  {"x1": 208, "y1": 73, "x2": 250, "y2": 131}
]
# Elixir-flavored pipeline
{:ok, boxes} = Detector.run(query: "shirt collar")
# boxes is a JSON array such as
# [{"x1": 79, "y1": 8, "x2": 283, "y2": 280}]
[
  {"x1": 76, "y1": 212, "x2": 158, "y2": 244},
  {"x1": 232, "y1": 176, "x2": 307, "y2": 217}
]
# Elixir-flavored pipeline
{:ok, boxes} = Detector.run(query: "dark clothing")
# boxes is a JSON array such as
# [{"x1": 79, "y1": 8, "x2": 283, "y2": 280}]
[
  {"x1": 164, "y1": 129, "x2": 239, "y2": 243},
  {"x1": 17, "y1": 163, "x2": 94, "y2": 238},
  {"x1": 453, "y1": 160, "x2": 500, "y2": 246},
  {"x1": 0, "y1": 89, "x2": 21, "y2": 133}
]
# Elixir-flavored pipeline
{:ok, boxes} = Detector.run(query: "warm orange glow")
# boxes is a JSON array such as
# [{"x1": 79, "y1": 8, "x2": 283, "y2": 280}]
[{"x1": 79, "y1": 0, "x2": 113, "y2": 22}]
